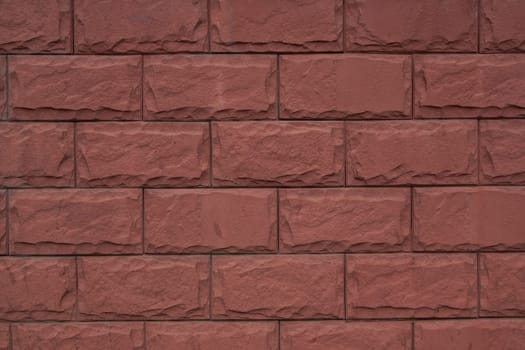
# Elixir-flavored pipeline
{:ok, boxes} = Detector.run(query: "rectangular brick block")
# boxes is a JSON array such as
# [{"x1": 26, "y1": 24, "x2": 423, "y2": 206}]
[
  {"x1": 415, "y1": 320, "x2": 525, "y2": 350},
  {"x1": 9, "y1": 189, "x2": 142, "y2": 255},
  {"x1": 281, "y1": 321, "x2": 411, "y2": 350},
  {"x1": 415, "y1": 55, "x2": 525, "y2": 118},
  {"x1": 0, "y1": 0, "x2": 71, "y2": 53},
  {"x1": 0, "y1": 123, "x2": 74, "y2": 187},
  {"x1": 210, "y1": 0, "x2": 342, "y2": 52},
  {"x1": 279, "y1": 188, "x2": 410, "y2": 253},
  {"x1": 12, "y1": 322, "x2": 144, "y2": 350},
  {"x1": 78, "y1": 256, "x2": 209, "y2": 320},
  {"x1": 75, "y1": 0, "x2": 207, "y2": 53},
  {"x1": 280, "y1": 55, "x2": 411, "y2": 119},
  {"x1": 212, "y1": 122, "x2": 344, "y2": 186},
  {"x1": 145, "y1": 189, "x2": 277, "y2": 253},
  {"x1": 346, "y1": 254, "x2": 477, "y2": 318},
  {"x1": 144, "y1": 55, "x2": 276, "y2": 120},
  {"x1": 0, "y1": 192, "x2": 5, "y2": 255},
  {"x1": 212, "y1": 255, "x2": 344, "y2": 319},
  {"x1": 345, "y1": 0, "x2": 477, "y2": 52},
  {"x1": 480, "y1": 253, "x2": 525, "y2": 316},
  {"x1": 146, "y1": 322, "x2": 277, "y2": 350},
  {"x1": 0, "y1": 56, "x2": 5, "y2": 119},
  {"x1": 9, "y1": 55, "x2": 141, "y2": 120},
  {"x1": 346, "y1": 121, "x2": 477, "y2": 185},
  {"x1": 0, "y1": 324, "x2": 7, "y2": 350},
  {"x1": 481, "y1": 0, "x2": 525, "y2": 52},
  {"x1": 414, "y1": 187, "x2": 525, "y2": 251},
  {"x1": 77, "y1": 122, "x2": 209, "y2": 187},
  {"x1": 480, "y1": 120, "x2": 525, "y2": 184},
  {"x1": 0, "y1": 258, "x2": 75, "y2": 321}
]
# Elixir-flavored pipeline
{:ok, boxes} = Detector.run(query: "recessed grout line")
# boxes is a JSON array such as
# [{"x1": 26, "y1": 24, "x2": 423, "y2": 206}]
[
  {"x1": 411, "y1": 321, "x2": 415, "y2": 350},
  {"x1": 276, "y1": 54, "x2": 280, "y2": 120},
  {"x1": 143, "y1": 322, "x2": 147, "y2": 350},
  {"x1": 277, "y1": 320, "x2": 281, "y2": 350},
  {"x1": 8, "y1": 323, "x2": 12, "y2": 350},
  {"x1": 477, "y1": 119, "x2": 481, "y2": 184},
  {"x1": 5, "y1": 55, "x2": 9, "y2": 120},
  {"x1": 410, "y1": 187, "x2": 414, "y2": 251},
  {"x1": 343, "y1": 122, "x2": 348, "y2": 186},
  {"x1": 208, "y1": 121, "x2": 213, "y2": 187},
  {"x1": 141, "y1": 55, "x2": 144, "y2": 120},
  {"x1": 141, "y1": 188, "x2": 145, "y2": 254},
  {"x1": 73, "y1": 123, "x2": 77, "y2": 187},
  {"x1": 411, "y1": 55, "x2": 415, "y2": 118}
]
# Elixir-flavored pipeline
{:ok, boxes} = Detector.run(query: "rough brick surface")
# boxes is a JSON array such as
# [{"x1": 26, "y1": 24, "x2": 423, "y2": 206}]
[
  {"x1": 481, "y1": 0, "x2": 525, "y2": 52},
  {"x1": 144, "y1": 55, "x2": 276, "y2": 120},
  {"x1": 0, "y1": 192, "x2": 5, "y2": 255}
]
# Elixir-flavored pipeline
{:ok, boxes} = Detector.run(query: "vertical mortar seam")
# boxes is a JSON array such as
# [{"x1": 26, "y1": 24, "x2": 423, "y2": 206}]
[
  {"x1": 410, "y1": 187, "x2": 414, "y2": 251},
  {"x1": 208, "y1": 121, "x2": 213, "y2": 187},
  {"x1": 5, "y1": 55, "x2": 9, "y2": 120},
  {"x1": 73, "y1": 123, "x2": 77, "y2": 187},
  {"x1": 277, "y1": 320, "x2": 281, "y2": 350},
  {"x1": 276, "y1": 188, "x2": 280, "y2": 253},
  {"x1": 411, "y1": 321, "x2": 415, "y2": 350},
  {"x1": 8, "y1": 323, "x2": 12, "y2": 350},
  {"x1": 143, "y1": 321, "x2": 147, "y2": 350},
  {"x1": 343, "y1": 122, "x2": 348, "y2": 186},
  {"x1": 276, "y1": 54, "x2": 280, "y2": 120},
  {"x1": 141, "y1": 188, "x2": 145, "y2": 254},
  {"x1": 411, "y1": 55, "x2": 415, "y2": 119},
  {"x1": 141, "y1": 55, "x2": 144, "y2": 120},
  {"x1": 477, "y1": 119, "x2": 481, "y2": 184}
]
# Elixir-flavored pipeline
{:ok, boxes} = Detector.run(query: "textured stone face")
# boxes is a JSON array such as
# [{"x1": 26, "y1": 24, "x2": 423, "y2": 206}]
[
  {"x1": 212, "y1": 255, "x2": 344, "y2": 319},
  {"x1": 12, "y1": 323, "x2": 145, "y2": 350},
  {"x1": 281, "y1": 321, "x2": 412, "y2": 350},
  {"x1": 346, "y1": 254, "x2": 478, "y2": 318},
  {"x1": 210, "y1": 0, "x2": 343, "y2": 52},
  {"x1": 9, "y1": 189, "x2": 142, "y2": 255},
  {"x1": 279, "y1": 188, "x2": 410, "y2": 253},
  {"x1": 77, "y1": 122, "x2": 210, "y2": 187},
  {"x1": 345, "y1": 0, "x2": 477, "y2": 52},
  {"x1": 481, "y1": 0, "x2": 525, "y2": 52},
  {"x1": 346, "y1": 121, "x2": 478, "y2": 185},
  {"x1": 75, "y1": 0, "x2": 207, "y2": 53},
  {"x1": 0, "y1": 258, "x2": 76, "y2": 321},
  {"x1": 0, "y1": 123, "x2": 74, "y2": 187},
  {"x1": 0, "y1": 0, "x2": 71, "y2": 53},
  {"x1": 145, "y1": 189, "x2": 277, "y2": 253},
  {"x1": 77, "y1": 256, "x2": 209, "y2": 320},
  {"x1": 0, "y1": 192, "x2": 5, "y2": 255},
  {"x1": 144, "y1": 55, "x2": 277, "y2": 120},
  {"x1": 9, "y1": 56, "x2": 141, "y2": 120},
  {"x1": 146, "y1": 322, "x2": 278, "y2": 350},
  {"x1": 280, "y1": 55, "x2": 411, "y2": 119},
  {"x1": 212, "y1": 122, "x2": 345, "y2": 186}
]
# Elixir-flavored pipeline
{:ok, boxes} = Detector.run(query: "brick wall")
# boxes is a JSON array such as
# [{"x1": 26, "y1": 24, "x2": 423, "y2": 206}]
[{"x1": 1, "y1": 0, "x2": 525, "y2": 349}]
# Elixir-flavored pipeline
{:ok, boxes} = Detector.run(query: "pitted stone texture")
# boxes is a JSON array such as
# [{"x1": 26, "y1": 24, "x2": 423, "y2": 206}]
[
  {"x1": 0, "y1": 192, "x2": 5, "y2": 255},
  {"x1": 279, "y1": 188, "x2": 410, "y2": 253},
  {"x1": 281, "y1": 321, "x2": 411, "y2": 350},
  {"x1": 346, "y1": 254, "x2": 478, "y2": 318},
  {"x1": 77, "y1": 122, "x2": 209, "y2": 187},
  {"x1": 0, "y1": 56, "x2": 5, "y2": 119},
  {"x1": 280, "y1": 55, "x2": 411, "y2": 119},
  {"x1": 415, "y1": 55, "x2": 525, "y2": 118},
  {"x1": 212, "y1": 122, "x2": 344, "y2": 186},
  {"x1": 346, "y1": 121, "x2": 477, "y2": 185},
  {"x1": 210, "y1": 0, "x2": 343, "y2": 52},
  {"x1": 145, "y1": 189, "x2": 277, "y2": 253},
  {"x1": 414, "y1": 187, "x2": 525, "y2": 251},
  {"x1": 12, "y1": 322, "x2": 144, "y2": 350},
  {"x1": 345, "y1": 0, "x2": 477, "y2": 52},
  {"x1": 78, "y1": 256, "x2": 209, "y2": 320},
  {"x1": 146, "y1": 322, "x2": 278, "y2": 350},
  {"x1": 144, "y1": 55, "x2": 276, "y2": 120},
  {"x1": 480, "y1": 253, "x2": 525, "y2": 316},
  {"x1": 0, "y1": 123, "x2": 74, "y2": 187},
  {"x1": 0, "y1": 258, "x2": 75, "y2": 321},
  {"x1": 9, "y1": 56, "x2": 141, "y2": 121},
  {"x1": 75, "y1": 0, "x2": 207, "y2": 53},
  {"x1": 212, "y1": 255, "x2": 344, "y2": 319},
  {"x1": 9, "y1": 189, "x2": 142, "y2": 255},
  {"x1": 0, "y1": 0, "x2": 71, "y2": 53},
  {"x1": 481, "y1": 0, "x2": 525, "y2": 52}
]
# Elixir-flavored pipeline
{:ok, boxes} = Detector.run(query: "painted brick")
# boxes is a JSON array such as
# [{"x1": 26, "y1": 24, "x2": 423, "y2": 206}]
[
  {"x1": 481, "y1": 0, "x2": 525, "y2": 52},
  {"x1": 0, "y1": 192, "x2": 5, "y2": 255},
  {"x1": 0, "y1": 56, "x2": 5, "y2": 119}
]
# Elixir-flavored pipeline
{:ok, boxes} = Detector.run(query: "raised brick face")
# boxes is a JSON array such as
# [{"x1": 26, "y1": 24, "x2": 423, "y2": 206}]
[{"x1": 481, "y1": 0, "x2": 525, "y2": 52}]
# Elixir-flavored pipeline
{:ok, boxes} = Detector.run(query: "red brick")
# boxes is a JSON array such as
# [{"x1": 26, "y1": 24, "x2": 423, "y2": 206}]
[
  {"x1": 0, "y1": 258, "x2": 75, "y2": 321},
  {"x1": 75, "y1": 0, "x2": 207, "y2": 53},
  {"x1": 345, "y1": 0, "x2": 477, "y2": 52},
  {"x1": 0, "y1": 56, "x2": 5, "y2": 119},
  {"x1": 0, "y1": 123, "x2": 74, "y2": 187},
  {"x1": 0, "y1": 192, "x2": 5, "y2": 255},
  {"x1": 346, "y1": 121, "x2": 478, "y2": 185},
  {"x1": 414, "y1": 187, "x2": 525, "y2": 251},
  {"x1": 144, "y1": 55, "x2": 276, "y2": 120},
  {"x1": 481, "y1": 0, "x2": 525, "y2": 52},
  {"x1": 210, "y1": 0, "x2": 343, "y2": 52},
  {"x1": 480, "y1": 120, "x2": 525, "y2": 184},
  {"x1": 0, "y1": 0, "x2": 71, "y2": 53},
  {"x1": 9, "y1": 189, "x2": 142, "y2": 255},
  {"x1": 212, "y1": 255, "x2": 344, "y2": 319},
  {"x1": 346, "y1": 254, "x2": 477, "y2": 318},
  {"x1": 12, "y1": 322, "x2": 144, "y2": 350},
  {"x1": 415, "y1": 319, "x2": 525, "y2": 350},
  {"x1": 78, "y1": 256, "x2": 209, "y2": 320},
  {"x1": 281, "y1": 321, "x2": 411, "y2": 350},
  {"x1": 77, "y1": 122, "x2": 209, "y2": 187},
  {"x1": 279, "y1": 188, "x2": 410, "y2": 253},
  {"x1": 480, "y1": 253, "x2": 525, "y2": 316},
  {"x1": 9, "y1": 55, "x2": 141, "y2": 121},
  {"x1": 0, "y1": 324, "x2": 7, "y2": 350},
  {"x1": 212, "y1": 122, "x2": 344, "y2": 186},
  {"x1": 145, "y1": 189, "x2": 277, "y2": 253},
  {"x1": 415, "y1": 55, "x2": 525, "y2": 118},
  {"x1": 146, "y1": 322, "x2": 277, "y2": 350},
  {"x1": 280, "y1": 55, "x2": 411, "y2": 119}
]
